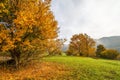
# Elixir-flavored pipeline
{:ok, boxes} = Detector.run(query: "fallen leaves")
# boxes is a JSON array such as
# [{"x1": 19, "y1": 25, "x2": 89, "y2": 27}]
[{"x1": 0, "y1": 61, "x2": 70, "y2": 80}]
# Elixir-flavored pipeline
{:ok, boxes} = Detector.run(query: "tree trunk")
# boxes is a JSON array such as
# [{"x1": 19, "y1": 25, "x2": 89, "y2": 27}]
[{"x1": 10, "y1": 49, "x2": 21, "y2": 69}]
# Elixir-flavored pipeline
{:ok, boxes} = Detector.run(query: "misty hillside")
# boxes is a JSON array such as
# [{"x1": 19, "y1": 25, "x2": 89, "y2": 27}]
[
  {"x1": 63, "y1": 36, "x2": 120, "y2": 51},
  {"x1": 96, "y1": 36, "x2": 120, "y2": 51}
]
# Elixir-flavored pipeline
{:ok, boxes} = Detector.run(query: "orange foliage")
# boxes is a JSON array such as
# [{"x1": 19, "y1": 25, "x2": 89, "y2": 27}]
[
  {"x1": 0, "y1": 0, "x2": 58, "y2": 66},
  {"x1": 67, "y1": 33, "x2": 96, "y2": 57},
  {"x1": 46, "y1": 39, "x2": 66, "y2": 55}
]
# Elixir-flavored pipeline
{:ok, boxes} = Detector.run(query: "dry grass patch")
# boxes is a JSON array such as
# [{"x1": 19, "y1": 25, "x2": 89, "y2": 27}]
[{"x1": 0, "y1": 61, "x2": 70, "y2": 80}]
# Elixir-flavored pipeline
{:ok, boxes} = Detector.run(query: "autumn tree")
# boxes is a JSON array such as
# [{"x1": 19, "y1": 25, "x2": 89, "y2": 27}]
[
  {"x1": 46, "y1": 39, "x2": 66, "y2": 56},
  {"x1": 67, "y1": 33, "x2": 96, "y2": 57},
  {"x1": 96, "y1": 44, "x2": 106, "y2": 57},
  {"x1": 0, "y1": 0, "x2": 19, "y2": 24},
  {"x1": 0, "y1": 0, "x2": 58, "y2": 67}
]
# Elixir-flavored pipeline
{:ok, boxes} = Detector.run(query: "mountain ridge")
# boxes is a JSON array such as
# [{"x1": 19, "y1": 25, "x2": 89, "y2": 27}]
[
  {"x1": 63, "y1": 36, "x2": 120, "y2": 51},
  {"x1": 96, "y1": 36, "x2": 120, "y2": 51}
]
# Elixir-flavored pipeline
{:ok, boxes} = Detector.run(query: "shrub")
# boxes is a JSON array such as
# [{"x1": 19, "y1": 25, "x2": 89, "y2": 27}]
[
  {"x1": 100, "y1": 49, "x2": 119, "y2": 59},
  {"x1": 61, "y1": 52, "x2": 67, "y2": 56},
  {"x1": 116, "y1": 55, "x2": 120, "y2": 60},
  {"x1": 96, "y1": 44, "x2": 106, "y2": 57}
]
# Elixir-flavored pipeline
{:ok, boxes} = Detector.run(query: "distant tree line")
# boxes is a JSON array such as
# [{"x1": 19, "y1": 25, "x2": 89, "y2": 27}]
[{"x1": 66, "y1": 33, "x2": 120, "y2": 60}]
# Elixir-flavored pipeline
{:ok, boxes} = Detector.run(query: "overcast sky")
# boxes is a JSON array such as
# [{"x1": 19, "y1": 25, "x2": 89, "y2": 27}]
[{"x1": 51, "y1": 0, "x2": 120, "y2": 40}]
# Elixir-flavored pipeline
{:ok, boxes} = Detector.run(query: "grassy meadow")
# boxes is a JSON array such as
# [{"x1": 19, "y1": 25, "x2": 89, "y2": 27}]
[
  {"x1": 0, "y1": 56, "x2": 120, "y2": 80},
  {"x1": 43, "y1": 56, "x2": 120, "y2": 80}
]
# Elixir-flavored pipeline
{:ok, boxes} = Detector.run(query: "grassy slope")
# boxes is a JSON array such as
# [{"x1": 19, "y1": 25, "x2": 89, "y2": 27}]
[{"x1": 43, "y1": 56, "x2": 120, "y2": 80}]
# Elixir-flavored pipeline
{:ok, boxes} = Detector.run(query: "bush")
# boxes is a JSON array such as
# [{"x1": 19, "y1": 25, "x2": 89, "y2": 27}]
[
  {"x1": 66, "y1": 50, "x2": 74, "y2": 56},
  {"x1": 96, "y1": 44, "x2": 106, "y2": 57},
  {"x1": 100, "y1": 49, "x2": 119, "y2": 59},
  {"x1": 61, "y1": 52, "x2": 67, "y2": 56},
  {"x1": 116, "y1": 55, "x2": 120, "y2": 60}
]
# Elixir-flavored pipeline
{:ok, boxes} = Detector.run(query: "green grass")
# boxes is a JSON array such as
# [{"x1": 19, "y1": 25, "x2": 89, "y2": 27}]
[{"x1": 43, "y1": 56, "x2": 120, "y2": 80}]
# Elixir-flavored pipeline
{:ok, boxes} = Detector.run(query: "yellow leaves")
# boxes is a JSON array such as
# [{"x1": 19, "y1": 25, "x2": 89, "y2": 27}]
[
  {"x1": 24, "y1": 0, "x2": 57, "y2": 39},
  {"x1": 2, "y1": 46, "x2": 9, "y2": 52},
  {"x1": 23, "y1": 40, "x2": 30, "y2": 46},
  {"x1": 0, "y1": 0, "x2": 58, "y2": 64},
  {"x1": 88, "y1": 48, "x2": 96, "y2": 57},
  {"x1": 0, "y1": 3, "x2": 5, "y2": 8},
  {"x1": 2, "y1": 9, "x2": 9, "y2": 14},
  {"x1": 14, "y1": 10, "x2": 36, "y2": 30},
  {"x1": 21, "y1": 40, "x2": 33, "y2": 51},
  {"x1": 1, "y1": 38, "x2": 15, "y2": 52},
  {"x1": 14, "y1": 12, "x2": 26, "y2": 25},
  {"x1": 0, "y1": 33, "x2": 6, "y2": 39},
  {"x1": 0, "y1": 39, "x2": 2, "y2": 43},
  {"x1": 45, "y1": 39, "x2": 65, "y2": 55},
  {"x1": 0, "y1": 1, "x2": 9, "y2": 18},
  {"x1": 68, "y1": 33, "x2": 96, "y2": 56},
  {"x1": 14, "y1": 38, "x2": 21, "y2": 42},
  {"x1": 0, "y1": 26, "x2": 15, "y2": 52}
]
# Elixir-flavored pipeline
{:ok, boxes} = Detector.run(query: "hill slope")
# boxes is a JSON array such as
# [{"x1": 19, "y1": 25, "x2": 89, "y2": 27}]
[
  {"x1": 44, "y1": 56, "x2": 120, "y2": 80},
  {"x1": 97, "y1": 36, "x2": 120, "y2": 51},
  {"x1": 1, "y1": 56, "x2": 120, "y2": 80}
]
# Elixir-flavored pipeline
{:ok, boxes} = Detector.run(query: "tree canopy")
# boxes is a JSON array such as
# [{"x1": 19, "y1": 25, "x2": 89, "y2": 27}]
[
  {"x1": 67, "y1": 33, "x2": 96, "y2": 57},
  {"x1": 96, "y1": 44, "x2": 106, "y2": 57},
  {"x1": 0, "y1": 0, "x2": 59, "y2": 67}
]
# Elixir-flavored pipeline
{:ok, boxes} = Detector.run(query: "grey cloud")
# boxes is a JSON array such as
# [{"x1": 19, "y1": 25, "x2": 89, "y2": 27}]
[{"x1": 51, "y1": 0, "x2": 120, "y2": 40}]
